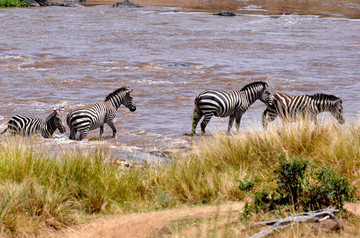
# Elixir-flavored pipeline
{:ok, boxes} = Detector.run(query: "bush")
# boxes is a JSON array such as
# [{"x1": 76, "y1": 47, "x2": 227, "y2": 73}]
[
  {"x1": 0, "y1": 0, "x2": 29, "y2": 7},
  {"x1": 240, "y1": 156, "x2": 357, "y2": 215}
]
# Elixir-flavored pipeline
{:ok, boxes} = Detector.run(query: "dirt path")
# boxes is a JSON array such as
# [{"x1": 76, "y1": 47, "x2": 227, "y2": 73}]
[
  {"x1": 42, "y1": 203, "x2": 245, "y2": 238},
  {"x1": 38, "y1": 202, "x2": 360, "y2": 238}
]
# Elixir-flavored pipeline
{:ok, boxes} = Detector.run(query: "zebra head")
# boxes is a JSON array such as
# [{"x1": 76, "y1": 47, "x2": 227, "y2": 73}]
[
  {"x1": 47, "y1": 107, "x2": 66, "y2": 134},
  {"x1": 331, "y1": 98, "x2": 345, "y2": 124},
  {"x1": 122, "y1": 88, "x2": 136, "y2": 112},
  {"x1": 105, "y1": 87, "x2": 136, "y2": 112},
  {"x1": 259, "y1": 82, "x2": 273, "y2": 107},
  {"x1": 312, "y1": 93, "x2": 345, "y2": 124},
  {"x1": 240, "y1": 81, "x2": 272, "y2": 107}
]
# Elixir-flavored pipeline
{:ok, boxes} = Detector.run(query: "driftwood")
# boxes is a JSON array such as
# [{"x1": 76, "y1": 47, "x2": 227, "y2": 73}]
[{"x1": 250, "y1": 206, "x2": 339, "y2": 238}]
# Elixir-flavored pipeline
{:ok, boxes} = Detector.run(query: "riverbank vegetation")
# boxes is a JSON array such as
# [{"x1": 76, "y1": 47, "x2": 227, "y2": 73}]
[
  {"x1": 0, "y1": 121, "x2": 359, "y2": 237},
  {"x1": 0, "y1": 0, "x2": 28, "y2": 7}
]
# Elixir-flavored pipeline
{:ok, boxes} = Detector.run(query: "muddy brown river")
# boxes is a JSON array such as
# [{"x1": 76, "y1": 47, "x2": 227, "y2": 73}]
[{"x1": 0, "y1": 4, "x2": 359, "y2": 161}]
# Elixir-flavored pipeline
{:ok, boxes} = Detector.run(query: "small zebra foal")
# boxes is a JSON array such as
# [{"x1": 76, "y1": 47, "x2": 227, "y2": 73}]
[
  {"x1": 67, "y1": 86, "x2": 136, "y2": 141},
  {"x1": 0, "y1": 107, "x2": 66, "y2": 138},
  {"x1": 262, "y1": 93, "x2": 345, "y2": 129},
  {"x1": 192, "y1": 81, "x2": 272, "y2": 135}
]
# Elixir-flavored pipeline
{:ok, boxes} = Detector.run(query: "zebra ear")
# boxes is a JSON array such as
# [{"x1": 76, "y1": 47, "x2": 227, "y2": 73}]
[{"x1": 129, "y1": 89, "x2": 133, "y2": 93}]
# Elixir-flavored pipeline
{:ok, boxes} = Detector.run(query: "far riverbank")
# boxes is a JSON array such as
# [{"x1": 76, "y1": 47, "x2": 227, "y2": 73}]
[{"x1": 85, "y1": 0, "x2": 360, "y2": 19}]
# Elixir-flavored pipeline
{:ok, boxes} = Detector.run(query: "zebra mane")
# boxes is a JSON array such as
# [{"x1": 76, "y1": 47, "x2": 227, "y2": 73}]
[
  {"x1": 311, "y1": 93, "x2": 342, "y2": 103},
  {"x1": 45, "y1": 110, "x2": 57, "y2": 121},
  {"x1": 240, "y1": 81, "x2": 268, "y2": 91},
  {"x1": 105, "y1": 87, "x2": 129, "y2": 101}
]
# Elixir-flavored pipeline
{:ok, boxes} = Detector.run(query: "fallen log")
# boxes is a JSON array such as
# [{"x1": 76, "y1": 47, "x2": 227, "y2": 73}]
[{"x1": 250, "y1": 206, "x2": 340, "y2": 238}]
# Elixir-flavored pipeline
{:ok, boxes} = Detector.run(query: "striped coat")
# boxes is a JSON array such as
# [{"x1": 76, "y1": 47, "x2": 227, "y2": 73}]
[
  {"x1": 0, "y1": 107, "x2": 65, "y2": 138},
  {"x1": 262, "y1": 93, "x2": 345, "y2": 128},
  {"x1": 67, "y1": 87, "x2": 136, "y2": 140},
  {"x1": 192, "y1": 81, "x2": 272, "y2": 135}
]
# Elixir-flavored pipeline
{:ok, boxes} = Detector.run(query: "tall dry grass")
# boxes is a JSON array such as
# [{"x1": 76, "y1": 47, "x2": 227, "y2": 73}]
[{"x1": 0, "y1": 121, "x2": 359, "y2": 236}]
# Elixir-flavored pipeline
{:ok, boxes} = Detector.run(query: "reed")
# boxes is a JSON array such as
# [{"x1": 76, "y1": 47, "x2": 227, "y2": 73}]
[{"x1": 0, "y1": 120, "x2": 358, "y2": 236}]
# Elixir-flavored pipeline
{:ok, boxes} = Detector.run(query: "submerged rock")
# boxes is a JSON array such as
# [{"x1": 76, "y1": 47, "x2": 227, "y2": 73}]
[
  {"x1": 213, "y1": 11, "x2": 237, "y2": 16},
  {"x1": 112, "y1": 0, "x2": 142, "y2": 8}
]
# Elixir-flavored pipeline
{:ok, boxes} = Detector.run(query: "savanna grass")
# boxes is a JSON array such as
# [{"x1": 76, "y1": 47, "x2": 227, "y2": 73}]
[{"x1": 0, "y1": 120, "x2": 359, "y2": 236}]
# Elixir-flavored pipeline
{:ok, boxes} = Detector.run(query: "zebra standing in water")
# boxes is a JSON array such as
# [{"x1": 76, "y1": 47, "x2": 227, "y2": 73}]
[
  {"x1": 262, "y1": 93, "x2": 345, "y2": 129},
  {"x1": 0, "y1": 107, "x2": 66, "y2": 138},
  {"x1": 192, "y1": 81, "x2": 272, "y2": 135},
  {"x1": 67, "y1": 86, "x2": 136, "y2": 140}
]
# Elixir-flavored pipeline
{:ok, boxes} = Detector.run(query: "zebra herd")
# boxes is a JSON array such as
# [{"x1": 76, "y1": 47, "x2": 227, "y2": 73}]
[{"x1": 0, "y1": 81, "x2": 345, "y2": 140}]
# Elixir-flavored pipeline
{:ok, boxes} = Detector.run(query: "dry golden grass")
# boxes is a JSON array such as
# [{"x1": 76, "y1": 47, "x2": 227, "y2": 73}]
[{"x1": 0, "y1": 120, "x2": 359, "y2": 237}]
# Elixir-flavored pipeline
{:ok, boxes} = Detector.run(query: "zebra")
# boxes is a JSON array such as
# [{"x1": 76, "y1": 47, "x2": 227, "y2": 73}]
[
  {"x1": 191, "y1": 81, "x2": 272, "y2": 135},
  {"x1": 0, "y1": 107, "x2": 66, "y2": 138},
  {"x1": 262, "y1": 93, "x2": 345, "y2": 129},
  {"x1": 67, "y1": 86, "x2": 136, "y2": 141}
]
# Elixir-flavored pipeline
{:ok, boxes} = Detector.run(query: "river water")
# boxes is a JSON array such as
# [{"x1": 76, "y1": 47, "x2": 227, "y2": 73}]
[{"x1": 0, "y1": 5, "x2": 359, "y2": 161}]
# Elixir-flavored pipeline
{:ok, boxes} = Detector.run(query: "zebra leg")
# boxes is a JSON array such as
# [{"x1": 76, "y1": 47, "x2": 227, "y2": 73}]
[
  {"x1": 69, "y1": 128, "x2": 77, "y2": 140},
  {"x1": 311, "y1": 116, "x2": 318, "y2": 126},
  {"x1": 262, "y1": 108, "x2": 277, "y2": 129},
  {"x1": 200, "y1": 113, "x2": 213, "y2": 135},
  {"x1": 106, "y1": 121, "x2": 117, "y2": 139},
  {"x1": 78, "y1": 128, "x2": 90, "y2": 141},
  {"x1": 191, "y1": 106, "x2": 203, "y2": 136},
  {"x1": 99, "y1": 125, "x2": 104, "y2": 140},
  {"x1": 227, "y1": 115, "x2": 236, "y2": 135},
  {"x1": 235, "y1": 114, "x2": 243, "y2": 133}
]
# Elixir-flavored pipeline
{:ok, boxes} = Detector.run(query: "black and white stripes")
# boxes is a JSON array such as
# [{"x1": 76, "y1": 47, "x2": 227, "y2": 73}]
[
  {"x1": 66, "y1": 86, "x2": 136, "y2": 140},
  {"x1": 0, "y1": 107, "x2": 66, "y2": 138},
  {"x1": 262, "y1": 93, "x2": 345, "y2": 128},
  {"x1": 192, "y1": 81, "x2": 272, "y2": 135}
]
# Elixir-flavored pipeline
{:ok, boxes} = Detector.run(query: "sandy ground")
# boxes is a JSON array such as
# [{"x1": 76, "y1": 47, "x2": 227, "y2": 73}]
[
  {"x1": 41, "y1": 203, "x2": 245, "y2": 238},
  {"x1": 36, "y1": 202, "x2": 360, "y2": 238}
]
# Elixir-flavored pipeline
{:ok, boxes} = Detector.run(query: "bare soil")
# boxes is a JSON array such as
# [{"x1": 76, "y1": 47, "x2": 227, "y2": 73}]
[
  {"x1": 41, "y1": 203, "x2": 245, "y2": 238},
  {"x1": 37, "y1": 203, "x2": 360, "y2": 238}
]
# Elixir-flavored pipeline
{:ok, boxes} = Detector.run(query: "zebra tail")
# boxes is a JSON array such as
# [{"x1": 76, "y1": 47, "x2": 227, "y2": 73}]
[
  {"x1": 0, "y1": 127, "x2": 7, "y2": 135},
  {"x1": 194, "y1": 96, "x2": 200, "y2": 106},
  {"x1": 0, "y1": 120, "x2": 9, "y2": 135}
]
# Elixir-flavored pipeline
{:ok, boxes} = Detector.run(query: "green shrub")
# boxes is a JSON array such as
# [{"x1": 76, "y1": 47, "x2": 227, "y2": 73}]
[
  {"x1": 239, "y1": 156, "x2": 357, "y2": 215},
  {"x1": 0, "y1": 0, "x2": 29, "y2": 7}
]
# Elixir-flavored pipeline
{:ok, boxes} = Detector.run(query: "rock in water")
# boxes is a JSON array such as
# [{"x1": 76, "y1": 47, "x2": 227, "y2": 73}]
[
  {"x1": 213, "y1": 11, "x2": 237, "y2": 16},
  {"x1": 112, "y1": 0, "x2": 142, "y2": 8}
]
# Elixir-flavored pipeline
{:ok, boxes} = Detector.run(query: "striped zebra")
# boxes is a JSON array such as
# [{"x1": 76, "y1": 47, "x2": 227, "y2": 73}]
[
  {"x1": 67, "y1": 86, "x2": 136, "y2": 140},
  {"x1": 262, "y1": 93, "x2": 345, "y2": 129},
  {"x1": 0, "y1": 107, "x2": 66, "y2": 138},
  {"x1": 192, "y1": 81, "x2": 272, "y2": 135}
]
